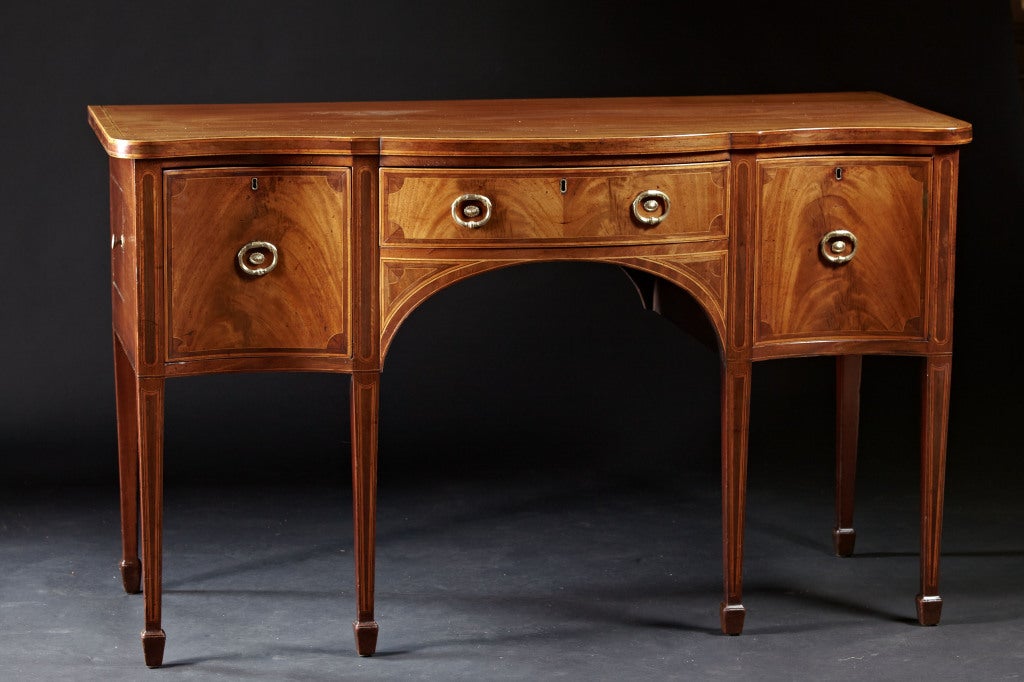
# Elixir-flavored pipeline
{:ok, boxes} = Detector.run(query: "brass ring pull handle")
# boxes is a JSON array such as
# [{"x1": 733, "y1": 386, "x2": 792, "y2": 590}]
[
  {"x1": 631, "y1": 189, "x2": 671, "y2": 227},
  {"x1": 451, "y1": 194, "x2": 493, "y2": 229},
  {"x1": 820, "y1": 230, "x2": 858, "y2": 265},
  {"x1": 237, "y1": 240, "x2": 279, "y2": 276}
]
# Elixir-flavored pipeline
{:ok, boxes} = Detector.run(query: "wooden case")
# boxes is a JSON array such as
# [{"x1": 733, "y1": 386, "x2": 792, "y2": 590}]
[{"x1": 86, "y1": 94, "x2": 972, "y2": 667}]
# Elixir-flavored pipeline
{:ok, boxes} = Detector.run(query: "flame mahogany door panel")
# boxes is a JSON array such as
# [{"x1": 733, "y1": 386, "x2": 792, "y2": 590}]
[
  {"x1": 754, "y1": 157, "x2": 930, "y2": 345},
  {"x1": 165, "y1": 167, "x2": 352, "y2": 361}
]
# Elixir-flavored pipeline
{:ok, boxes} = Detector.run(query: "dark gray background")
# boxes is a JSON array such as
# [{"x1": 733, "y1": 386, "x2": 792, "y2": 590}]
[{"x1": 0, "y1": 0, "x2": 1020, "y2": 493}]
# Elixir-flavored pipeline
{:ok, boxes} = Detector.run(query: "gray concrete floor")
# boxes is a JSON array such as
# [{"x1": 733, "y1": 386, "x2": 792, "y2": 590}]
[{"x1": 2, "y1": 463, "x2": 1023, "y2": 681}]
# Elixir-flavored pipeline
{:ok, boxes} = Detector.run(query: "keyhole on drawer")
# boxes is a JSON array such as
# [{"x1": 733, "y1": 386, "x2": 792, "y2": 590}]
[
  {"x1": 251, "y1": 177, "x2": 259, "y2": 191},
  {"x1": 834, "y1": 167, "x2": 843, "y2": 181},
  {"x1": 560, "y1": 178, "x2": 568, "y2": 194}
]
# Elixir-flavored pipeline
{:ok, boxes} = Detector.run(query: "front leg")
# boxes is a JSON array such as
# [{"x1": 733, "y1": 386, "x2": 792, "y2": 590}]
[
  {"x1": 720, "y1": 359, "x2": 751, "y2": 634},
  {"x1": 351, "y1": 371, "x2": 380, "y2": 655},
  {"x1": 136, "y1": 375, "x2": 166, "y2": 667},
  {"x1": 917, "y1": 355, "x2": 951, "y2": 625}
]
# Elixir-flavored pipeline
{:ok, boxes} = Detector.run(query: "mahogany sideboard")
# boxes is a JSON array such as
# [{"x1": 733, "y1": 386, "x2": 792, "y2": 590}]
[{"x1": 87, "y1": 93, "x2": 972, "y2": 667}]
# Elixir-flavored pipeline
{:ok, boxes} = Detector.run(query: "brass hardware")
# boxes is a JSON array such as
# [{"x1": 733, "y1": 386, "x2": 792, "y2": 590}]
[
  {"x1": 237, "y1": 240, "x2": 279, "y2": 276},
  {"x1": 820, "y1": 229, "x2": 858, "y2": 264},
  {"x1": 560, "y1": 178, "x2": 568, "y2": 194},
  {"x1": 251, "y1": 177, "x2": 258, "y2": 191},
  {"x1": 835, "y1": 167, "x2": 843, "y2": 181},
  {"x1": 451, "y1": 194, "x2": 493, "y2": 229},
  {"x1": 631, "y1": 189, "x2": 670, "y2": 227},
  {"x1": 111, "y1": 234, "x2": 124, "y2": 249}
]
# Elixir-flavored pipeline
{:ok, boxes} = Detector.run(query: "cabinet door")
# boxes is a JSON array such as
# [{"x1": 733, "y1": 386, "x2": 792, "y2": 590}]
[
  {"x1": 754, "y1": 157, "x2": 929, "y2": 344},
  {"x1": 165, "y1": 167, "x2": 351, "y2": 360}
]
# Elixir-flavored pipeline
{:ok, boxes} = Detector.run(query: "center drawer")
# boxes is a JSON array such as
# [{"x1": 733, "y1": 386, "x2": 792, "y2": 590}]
[{"x1": 380, "y1": 163, "x2": 728, "y2": 247}]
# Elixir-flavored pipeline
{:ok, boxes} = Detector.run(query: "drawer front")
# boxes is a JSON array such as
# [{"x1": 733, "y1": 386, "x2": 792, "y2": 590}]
[
  {"x1": 381, "y1": 163, "x2": 728, "y2": 246},
  {"x1": 165, "y1": 167, "x2": 351, "y2": 359},
  {"x1": 755, "y1": 157, "x2": 929, "y2": 343}
]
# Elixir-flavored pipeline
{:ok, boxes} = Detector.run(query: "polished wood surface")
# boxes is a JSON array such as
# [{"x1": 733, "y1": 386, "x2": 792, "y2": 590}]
[
  {"x1": 88, "y1": 92, "x2": 970, "y2": 159},
  {"x1": 89, "y1": 93, "x2": 971, "y2": 667}
]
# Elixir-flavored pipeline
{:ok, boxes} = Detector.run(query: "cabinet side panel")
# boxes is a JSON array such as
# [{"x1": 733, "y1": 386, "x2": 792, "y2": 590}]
[{"x1": 110, "y1": 157, "x2": 138, "y2": 368}]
